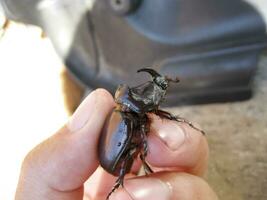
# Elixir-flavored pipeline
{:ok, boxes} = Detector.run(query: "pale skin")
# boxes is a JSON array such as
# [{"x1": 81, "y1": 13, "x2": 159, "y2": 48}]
[{"x1": 15, "y1": 89, "x2": 218, "y2": 200}]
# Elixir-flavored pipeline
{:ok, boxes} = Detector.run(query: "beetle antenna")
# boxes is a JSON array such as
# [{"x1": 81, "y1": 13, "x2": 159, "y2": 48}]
[
  {"x1": 137, "y1": 68, "x2": 162, "y2": 79},
  {"x1": 165, "y1": 76, "x2": 180, "y2": 83}
]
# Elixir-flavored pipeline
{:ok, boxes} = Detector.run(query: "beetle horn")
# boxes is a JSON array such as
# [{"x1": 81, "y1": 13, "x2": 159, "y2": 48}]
[{"x1": 137, "y1": 68, "x2": 162, "y2": 79}]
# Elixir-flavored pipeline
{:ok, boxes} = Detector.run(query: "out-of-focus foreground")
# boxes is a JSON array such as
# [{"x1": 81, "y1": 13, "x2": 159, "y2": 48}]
[{"x1": 0, "y1": 23, "x2": 69, "y2": 200}]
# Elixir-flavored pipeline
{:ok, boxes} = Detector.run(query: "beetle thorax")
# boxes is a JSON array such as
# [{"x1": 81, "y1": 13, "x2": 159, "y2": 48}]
[
  {"x1": 114, "y1": 79, "x2": 168, "y2": 113},
  {"x1": 130, "y1": 81, "x2": 166, "y2": 107}
]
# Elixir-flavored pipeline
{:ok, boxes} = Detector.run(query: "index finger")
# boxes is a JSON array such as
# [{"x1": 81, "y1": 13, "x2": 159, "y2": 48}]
[{"x1": 146, "y1": 115, "x2": 209, "y2": 176}]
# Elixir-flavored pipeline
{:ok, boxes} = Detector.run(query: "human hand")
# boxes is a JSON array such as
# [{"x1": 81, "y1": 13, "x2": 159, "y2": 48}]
[{"x1": 15, "y1": 89, "x2": 218, "y2": 200}]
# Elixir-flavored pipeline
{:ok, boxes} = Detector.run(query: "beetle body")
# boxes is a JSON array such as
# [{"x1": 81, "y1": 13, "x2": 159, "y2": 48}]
[
  {"x1": 98, "y1": 111, "x2": 142, "y2": 176},
  {"x1": 98, "y1": 68, "x2": 202, "y2": 199}
]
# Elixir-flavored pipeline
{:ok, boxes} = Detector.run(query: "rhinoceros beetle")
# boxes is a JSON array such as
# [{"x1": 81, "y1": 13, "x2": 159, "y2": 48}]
[{"x1": 98, "y1": 68, "x2": 205, "y2": 199}]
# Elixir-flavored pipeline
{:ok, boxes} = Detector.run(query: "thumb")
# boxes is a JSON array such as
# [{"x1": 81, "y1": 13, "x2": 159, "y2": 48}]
[{"x1": 15, "y1": 89, "x2": 114, "y2": 200}]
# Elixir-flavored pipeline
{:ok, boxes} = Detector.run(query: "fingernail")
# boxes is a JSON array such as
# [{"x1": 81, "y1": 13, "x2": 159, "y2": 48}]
[
  {"x1": 152, "y1": 120, "x2": 186, "y2": 151},
  {"x1": 110, "y1": 178, "x2": 172, "y2": 200},
  {"x1": 67, "y1": 90, "x2": 98, "y2": 132}
]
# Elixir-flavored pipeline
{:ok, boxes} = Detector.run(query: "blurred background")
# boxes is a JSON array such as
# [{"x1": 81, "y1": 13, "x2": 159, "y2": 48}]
[
  {"x1": 0, "y1": 23, "x2": 70, "y2": 200},
  {"x1": 1, "y1": 0, "x2": 267, "y2": 199}
]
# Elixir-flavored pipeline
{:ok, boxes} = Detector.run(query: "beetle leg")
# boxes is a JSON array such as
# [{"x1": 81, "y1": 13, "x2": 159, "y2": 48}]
[
  {"x1": 106, "y1": 148, "x2": 137, "y2": 200},
  {"x1": 140, "y1": 123, "x2": 149, "y2": 157},
  {"x1": 106, "y1": 168, "x2": 126, "y2": 199},
  {"x1": 139, "y1": 138, "x2": 153, "y2": 175},
  {"x1": 140, "y1": 154, "x2": 153, "y2": 174},
  {"x1": 175, "y1": 116, "x2": 206, "y2": 135},
  {"x1": 139, "y1": 123, "x2": 154, "y2": 175},
  {"x1": 154, "y1": 109, "x2": 178, "y2": 120},
  {"x1": 155, "y1": 109, "x2": 206, "y2": 135}
]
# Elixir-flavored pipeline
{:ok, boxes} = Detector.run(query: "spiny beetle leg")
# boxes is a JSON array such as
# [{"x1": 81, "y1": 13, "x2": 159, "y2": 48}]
[
  {"x1": 140, "y1": 154, "x2": 153, "y2": 175},
  {"x1": 106, "y1": 148, "x2": 137, "y2": 200},
  {"x1": 155, "y1": 109, "x2": 177, "y2": 121},
  {"x1": 155, "y1": 109, "x2": 206, "y2": 135},
  {"x1": 139, "y1": 122, "x2": 153, "y2": 174},
  {"x1": 140, "y1": 124, "x2": 148, "y2": 157},
  {"x1": 175, "y1": 115, "x2": 206, "y2": 135},
  {"x1": 106, "y1": 176, "x2": 124, "y2": 200}
]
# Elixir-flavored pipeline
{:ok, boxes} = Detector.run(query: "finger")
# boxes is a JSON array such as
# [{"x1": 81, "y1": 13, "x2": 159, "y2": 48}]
[
  {"x1": 110, "y1": 172, "x2": 218, "y2": 200},
  {"x1": 15, "y1": 89, "x2": 114, "y2": 200},
  {"x1": 84, "y1": 167, "x2": 118, "y2": 200},
  {"x1": 146, "y1": 114, "x2": 209, "y2": 176}
]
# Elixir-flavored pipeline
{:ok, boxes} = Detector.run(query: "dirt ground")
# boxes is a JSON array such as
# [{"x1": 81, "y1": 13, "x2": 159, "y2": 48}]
[{"x1": 168, "y1": 52, "x2": 267, "y2": 200}]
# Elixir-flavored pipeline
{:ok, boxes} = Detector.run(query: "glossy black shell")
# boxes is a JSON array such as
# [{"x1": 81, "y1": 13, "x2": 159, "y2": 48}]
[{"x1": 98, "y1": 110, "x2": 138, "y2": 175}]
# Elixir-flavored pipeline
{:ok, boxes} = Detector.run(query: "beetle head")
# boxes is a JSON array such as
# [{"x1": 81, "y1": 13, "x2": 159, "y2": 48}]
[{"x1": 137, "y1": 68, "x2": 179, "y2": 90}]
